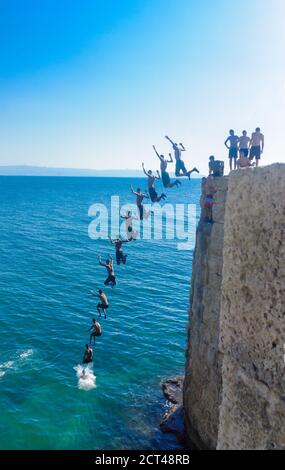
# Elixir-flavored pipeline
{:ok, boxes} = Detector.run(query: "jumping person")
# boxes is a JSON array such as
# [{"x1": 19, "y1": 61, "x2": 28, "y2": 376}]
[
  {"x1": 109, "y1": 235, "x2": 133, "y2": 265},
  {"x1": 142, "y1": 163, "x2": 167, "y2": 203},
  {"x1": 224, "y1": 130, "x2": 239, "y2": 171},
  {"x1": 82, "y1": 344, "x2": 93, "y2": 365},
  {"x1": 121, "y1": 211, "x2": 138, "y2": 240},
  {"x1": 165, "y1": 135, "x2": 199, "y2": 179},
  {"x1": 98, "y1": 255, "x2": 116, "y2": 287},
  {"x1": 130, "y1": 184, "x2": 149, "y2": 221},
  {"x1": 88, "y1": 317, "x2": 102, "y2": 344},
  {"x1": 239, "y1": 130, "x2": 251, "y2": 158},
  {"x1": 89, "y1": 289, "x2": 109, "y2": 318},
  {"x1": 152, "y1": 145, "x2": 181, "y2": 188},
  {"x1": 249, "y1": 127, "x2": 264, "y2": 167}
]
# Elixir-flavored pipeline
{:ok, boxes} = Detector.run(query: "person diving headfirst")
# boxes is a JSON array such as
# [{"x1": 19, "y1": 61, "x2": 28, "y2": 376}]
[{"x1": 142, "y1": 163, "x2": 167, "y2": 203}]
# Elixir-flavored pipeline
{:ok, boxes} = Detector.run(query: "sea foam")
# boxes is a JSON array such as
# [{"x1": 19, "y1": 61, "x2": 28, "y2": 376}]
[{"x1": 74, "y1": 364, "x2": 96, "y2": 391}]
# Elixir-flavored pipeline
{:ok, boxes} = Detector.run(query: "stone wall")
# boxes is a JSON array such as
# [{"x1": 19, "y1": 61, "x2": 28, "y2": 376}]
[
  {"x1": 184, "y1": 176, "x2": 228, "y2": 449},
  {"x1": 217, "y1": 164, "x2": 285, "y2": 450},
  {"x1": 184, "y1": 164, "x2": 285, "y2": 450}
]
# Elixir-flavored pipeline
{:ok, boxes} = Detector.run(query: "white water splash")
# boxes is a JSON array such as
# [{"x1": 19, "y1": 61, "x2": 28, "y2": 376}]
[
  {"x1": 74, "y1": 365, "x2": 96, "y2": 391},
  {"x1": 19, "y1": 349, "x2": 34, "y2": 359},
  {"x1": 0, "y1": 349, "x2": 34, "y2": 379},
  {"x1": 0, "y1": 360, "x2": 14, "y2": 378}
]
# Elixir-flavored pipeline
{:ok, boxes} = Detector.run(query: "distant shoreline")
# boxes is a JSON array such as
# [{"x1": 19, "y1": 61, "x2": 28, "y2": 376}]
[{"x1": 0, "y1": 166, "x2": 203, "y2": 178}]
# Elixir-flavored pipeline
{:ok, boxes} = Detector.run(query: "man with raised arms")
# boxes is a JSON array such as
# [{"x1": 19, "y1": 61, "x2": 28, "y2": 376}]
[
  {"x1": 108, "y1": 235, "x2": 133, "y2": 265},
  {"x1": 98, "y1": 255, "x2": 116, "y2": 287},
  {"x1": 142, "y1": 163, "x2": 167, "y2": 203},
  {"x1": 152, "y1": 145, "x2": 181, "y2": 188},
  {"x1": 130, "y1": 184, "x2": 149, "y2": 221},
  {"x1": 165, "y1": 135, "x2": 199, "y2": 179}
]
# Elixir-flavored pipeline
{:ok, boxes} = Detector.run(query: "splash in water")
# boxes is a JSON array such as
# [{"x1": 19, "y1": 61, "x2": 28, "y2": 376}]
[
  {"x1": 0, "y1": 360, "x2": 14, "y2": 378},
  {"x1": 19, "y1": 349, "x2": 34, "y2": 359},
  {"x1": 74, "y1": 365, "x2": 96, "y2": 391},
  {"x1": 0, "y1": 350, "x2": 34, "y2": 379}
]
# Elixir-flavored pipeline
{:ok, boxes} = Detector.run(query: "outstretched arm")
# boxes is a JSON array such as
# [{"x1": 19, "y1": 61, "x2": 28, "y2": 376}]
[
  {"x1": 142, "y1": 163, "x2": 149, "y2": 177},
  {"x1": 152, "y1": 145, "x2": 161, "y2": 159},
  {"x1": 130, "y1": 184, "x2": 138, "y2": 196},
  {"x1": 155, "y1": 171, "x2": 161, "y2": 180},
  {"x1": 167, "y1": 153, "x2": 173, "y2": 163},
  {"x1": 98, "y1": 256, "x2": 106, "y2": 267},
  {"x1": 108, "y1": 236, "x2": 115, "y2": 244},
  {"x1": 179, "y1": 143, "x2": 186, "y2": 151},
  {"x1": 165, "y1": 135, "x2": 174, "y2": 145}
]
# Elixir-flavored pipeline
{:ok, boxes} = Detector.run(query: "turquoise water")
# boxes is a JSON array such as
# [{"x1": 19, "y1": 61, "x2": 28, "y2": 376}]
[{"x1": 0, "y1": 176, "x2": 200, "y2": 450}]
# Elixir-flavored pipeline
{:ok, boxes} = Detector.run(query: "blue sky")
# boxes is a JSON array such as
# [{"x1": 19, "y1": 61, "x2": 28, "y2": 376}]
[{"x1": 0, "y1": 0, "x2": 285, "y2": 173}]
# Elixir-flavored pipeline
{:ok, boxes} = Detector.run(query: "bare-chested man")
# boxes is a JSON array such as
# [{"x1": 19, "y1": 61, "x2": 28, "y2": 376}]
[
  {"x1": 225, "y1": 129, "x2": 239, "y2": 171},
  {"x1": 130, "y1": 184, "x2": 149, "y2": 221},
  {"x1": 88, "y1": 317, "x2": 102, "y2": 343},
  {"x1": 142, "y1": 163, "x2": 167, "y2": 203},
  {"x1": 165, "y1": 136, "x2": 199, "y2": 179},
  {"x1": 152, "y1": 145, "x2": 181, "y2": 188},
  {"x1": 239, "y1": 130, "x2": 251, "y2": 158},
  {"x1": 249, "y1": 127, "x2": 264, "y2": 167},
  {"x1": 98, "y1": 255, "x2": 116, "y2": 287},
  {"x1": 109, "y1": 235, "x2": 133, "y2": 265},
  {"x1": 237, "y1": 152, "x2": 256, "y2": 169}
]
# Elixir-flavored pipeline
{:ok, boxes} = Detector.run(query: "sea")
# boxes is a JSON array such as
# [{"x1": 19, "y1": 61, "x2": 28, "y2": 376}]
[{"x1": 0, "y1": 176, "x2": 201, "y2": 450}]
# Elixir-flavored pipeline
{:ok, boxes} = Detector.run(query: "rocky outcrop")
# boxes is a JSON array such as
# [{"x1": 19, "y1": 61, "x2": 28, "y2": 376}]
[
  {"x1": 160, "y1": 377, "x2": 185, "y2": 444},
  {"x1": 184, "y1": 164, "x2": 285, "y2": 450}
]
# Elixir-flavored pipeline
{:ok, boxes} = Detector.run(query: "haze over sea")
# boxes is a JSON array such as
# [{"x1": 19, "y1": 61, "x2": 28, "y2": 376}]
[{"x1": 0, "y1": 176, "x2": 200, "y2": 450}]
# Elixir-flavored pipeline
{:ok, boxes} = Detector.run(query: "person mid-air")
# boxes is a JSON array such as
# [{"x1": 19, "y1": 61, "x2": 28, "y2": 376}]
[
  {"x1": 109, "y1": 235, "x2": 133, "y2": 265},
  {"x1": 121, "y1": 211, "x2": 138, "y2": 240},
  {"x1": 98, "y1": 255, "x2": 116, "y2": 287},
  {"x1": 130, "y1": 184, "x2": 149, "y2": 221},
  {"x1": 152, "y1": 145, "x2": 181, "y2": 188},
  {"x1": 165, "y1": 135, "x2": 199, "y2": 179},
  {"x1": 142, "y1": 163, "x2": 167, "y2": 203}
]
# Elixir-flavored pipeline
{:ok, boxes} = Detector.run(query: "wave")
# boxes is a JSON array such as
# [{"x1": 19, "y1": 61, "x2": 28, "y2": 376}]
[{"x1": 74, "y1": 364, "x2": 96, "y2": 391}]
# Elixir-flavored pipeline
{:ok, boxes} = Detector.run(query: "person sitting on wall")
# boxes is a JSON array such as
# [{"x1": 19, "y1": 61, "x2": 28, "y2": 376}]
[
  {"x1": 208, "y1": 156, "x2": 224, "y2": 177},
  {"x1": 237, "y1": 151, "x2": 256, "y2": 169}
]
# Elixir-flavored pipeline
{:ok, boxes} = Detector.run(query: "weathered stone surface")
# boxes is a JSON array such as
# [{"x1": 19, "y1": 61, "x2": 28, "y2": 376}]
[
  {"x1": 184, "y1": 176, "x2": 228, "y2": 450},
  {"x1": 217, "y1": 164, "x2": 285, "y2": 450},
  {"x1": 184, "y1": 165, "x2": 285, "y2": 450}
]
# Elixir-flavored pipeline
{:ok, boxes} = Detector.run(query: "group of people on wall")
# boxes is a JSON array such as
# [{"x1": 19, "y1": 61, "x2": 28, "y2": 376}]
[{"x1": 209, "y1": 127, "x2": 265, "y2": 177}]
